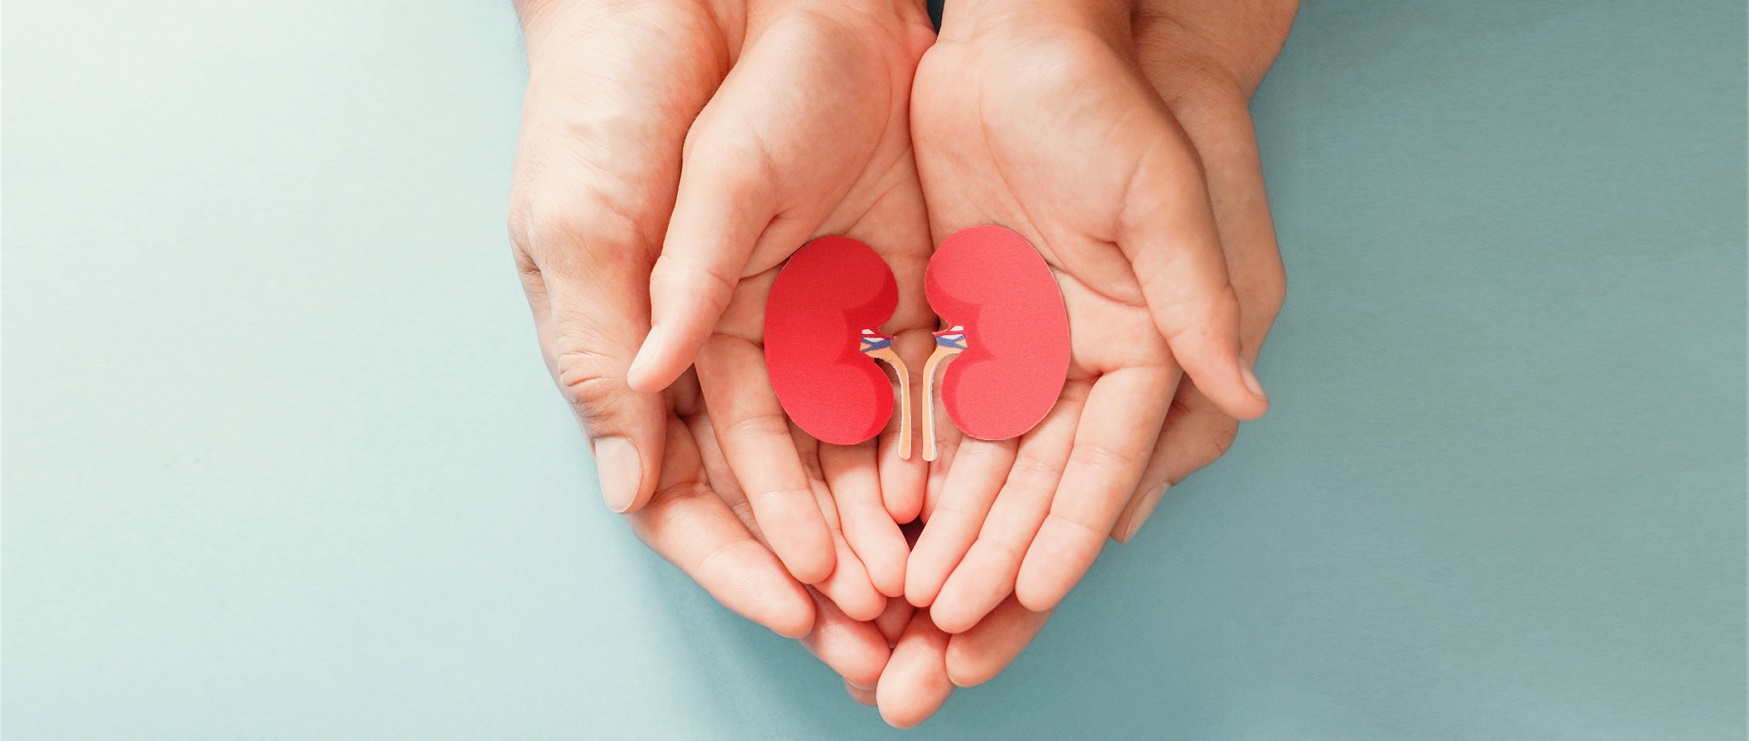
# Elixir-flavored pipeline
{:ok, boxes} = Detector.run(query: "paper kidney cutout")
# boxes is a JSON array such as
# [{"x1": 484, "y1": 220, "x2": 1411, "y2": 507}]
[
  {"x1": 922, "y1": 225, "x2": 1070, "y2": 455},
  {"x1": 763, "y1": 236, "x2": 906, "y2": 447},
  {"x1": 762, "y1": 227, "x2": 1068, "y2": 459}
]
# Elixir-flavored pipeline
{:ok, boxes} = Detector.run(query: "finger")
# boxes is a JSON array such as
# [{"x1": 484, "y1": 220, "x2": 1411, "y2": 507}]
[
  {"x1": 1111, "y1": 384, "x2": 1236, "y2": 543},
  {"x1": 624, "y1": 118, "x2": 777, "y2": 394},
  {"x1": 1113, "y1": 99, "x2": 1287, "y2": 543},
  {"x1": 815, "y1": 527, "x2": 889, "y2": 622},
  {"x1": 695, "y1": 332, "x2": 835, "y2": 584},
  {"x1": 1172, "y1": 104, "x2": 1287, "y2": 340},
  {"x1": 859, "y1": 192, "x2": 936, "y2": 523},
  {"x1": 929, "y1": 385, "x2": 1085, "y2": 633},
  {"x1": 879, "y1": 328, "x2": 936, "y2": 524},
  {"x1": 684, "y1": 402, "x2": 764, "y2": 540},
  {"x1": 800, "y1": 589, "x2": 891, "y2": 690},
  {"x1": 689, "y1": 403, "x2": 876, "y2": 628},
  {"x1": 876, "y1": 596, "x2": 917, "y2": 646},
  {"x1": 846, "y1": 680, "x2": 878, "y2": 706},
  {"x1": 876, "y1": 612, "x2": 955, "y2": 728},
  {"x1": 626, "y1": 29, "x2": 844, "y2": 394},
  {"x1": 1116, "y1": 114, "x2": 1267, "y2": 421},
  {"x1": 921, "y1": 421, "x2": 964, "y2": 523},
  {"x1": 822, "y1": 441, "x2": 910, "y2": 599},
  {"x1": 513, "y1": 233, "x2": 665, "y2": 515},
  {"x1": 688, "y1": 390, "x2": 876, "y2": 619},
  {"x1": 944, "y1": 597, "x2": 1052, "y2": 687},
  {"x1": 806, "y1": 458, "x2": 889, "y2": 622},
  {"x1": 626, "y1": 416, "x2": 814, "y2": 638},
  {"x1": 508, "y1": 3, "x2": 723, "y2": 513},
  {"x1": 1015, "y1": 365, "x2": 1172, "y2": 612},
  {"x1": 905, "y1": 438, "x2": 1016, "y2": 608}
]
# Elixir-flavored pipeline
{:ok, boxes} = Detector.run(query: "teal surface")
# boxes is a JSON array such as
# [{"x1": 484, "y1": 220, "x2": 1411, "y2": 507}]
[{"x1": 4, "y1": 1, "x2": 1744, "y2": 738}]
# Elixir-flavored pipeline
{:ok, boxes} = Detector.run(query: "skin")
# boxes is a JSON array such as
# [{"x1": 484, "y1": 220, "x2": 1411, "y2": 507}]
[
  {"x1": 904, "y1": 0, "x2": 1293, "y2": 633},
  {"x1": 508, "y1": 0, "x2": 935, "y2": 610},
  {"x1": 506, "y1": 0, "x2": 936, "y2": 702},
  {"x1": 507, "y1": 0, "x2": 1294, "y2": 727},
  {"x1": 870, "y1": 0, "x2": 1298, "y2": 724},
  {"x1": 635, "y1": 0, "x2": 940, "y2": 605}
]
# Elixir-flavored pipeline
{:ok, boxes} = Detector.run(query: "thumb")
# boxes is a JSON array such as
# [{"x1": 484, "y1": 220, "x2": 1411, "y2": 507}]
[
  {"x1": 1117, "y1": 110, "x2": 1268, "y2": 422},
  {"x1": 513, "y1": 215, "x2": 667, "y2": 514},
  {"x1": 624, "y1": 110, "x2": 784, "y2": 394}
]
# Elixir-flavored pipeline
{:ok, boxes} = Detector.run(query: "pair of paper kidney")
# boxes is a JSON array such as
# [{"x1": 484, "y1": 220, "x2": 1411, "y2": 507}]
[{"x1": 763, "y1": 225, "x2": 1071, "y2": 460}]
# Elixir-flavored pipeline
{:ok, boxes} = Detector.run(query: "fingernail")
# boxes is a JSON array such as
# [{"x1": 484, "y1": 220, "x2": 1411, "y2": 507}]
[
  {"x1": 1240, "y1": 360, "x2": 1267, "y2": 402},
  {"x1": 592, "y1": 437, "x2": 641, "y2": 513},
  {"x1": 627, "y1": 324, "x2": 664, "y2": 383},
  {"x1": 1120, "y1": 485, "x2": 1168, "y2": 543}
]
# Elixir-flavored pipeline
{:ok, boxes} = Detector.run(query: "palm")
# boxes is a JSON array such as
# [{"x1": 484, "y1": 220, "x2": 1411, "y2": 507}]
[
  {"x1": 693, "y1": 10, "x2": 935, "y2": 275},
  {"x1": 911, "y1": 30, "x2": 1199, "y2": 307},
  {"x1": 905, "y1": 24, "x2": 1206, "y2": 628},
  {"x1": 877, "y1": 3, "x2": 1298, "y2": 722},
  {"x1": 662, "y1": 3, "x2": 936, "y2": 615},
  {"x1": 510, "y1": 0, "x2": 932, "y2": 700},
  {"x1": 700, "y1": 183, "x2": 934, "y2": 618}
]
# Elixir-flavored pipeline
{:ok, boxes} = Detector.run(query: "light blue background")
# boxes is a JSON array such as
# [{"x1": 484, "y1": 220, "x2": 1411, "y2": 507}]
[{"x1": 5, "y1": 0, "x2": 1744, "y2": 738}]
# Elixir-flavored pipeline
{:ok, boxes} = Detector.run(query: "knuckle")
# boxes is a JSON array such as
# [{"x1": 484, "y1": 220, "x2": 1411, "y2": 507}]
[
  {"x1": 688, "y1": 103, "x2": 781, "y2": 188},
  {"x1": 654, "y1": 254, "x2": 740, "y2": 306},
  {"x1": 727, "y1": 497, "x2": 759, "y2": 531},
  {"x1": 554, "y1": 349, "x2": 632, "y2": 422},
  {"x1": 1255, "y1": 261, "x2": 1287, "y2": 316},
  {"x1": 1042, "y1": 510, "x2": 1108, "y2": 545},
  {"x1": 972, "y1": 535, "x2": 1028, "y2": 567},
  {"x1": 1203, "y1": 423, "x2": 1239, "y2": 462},
  {"x1": 719, "y1": 409, "x2": 795, "y2": 445},
  {"x1": 928, "y1": 496, "x2": 978, "y2": 521},
  {"x1": 1159, "y1": 282, "x2": 1242, "y2": 347},
  {"x1": 507, "y1": 188, "x2": 647, "y2": 269},
  {"x1": 1212, "y1": 281, "x2": 1243, "y2": 316},
  {"x1": 691, "y1": 533, "x2": 750, "y2": 584},
  {"x1": 1232, "y1": 247, "x2": 1287, "y2": 322},
  {"x1": 1167, "y1": 390, "x2": 1202, "y2": 419},
  {"x1": 1067, "y1": 439, "x2": 1144, "y2": 479},
  {"x1": 1160, "y1": 66, "x2": 1247, "y2": 112},
  {"x1": 1174, "y1": 422, "x2": 1240, "y2": 484},
  {"x1": 1007, "y1": 451, "x2": 1061, "y2": 485}
]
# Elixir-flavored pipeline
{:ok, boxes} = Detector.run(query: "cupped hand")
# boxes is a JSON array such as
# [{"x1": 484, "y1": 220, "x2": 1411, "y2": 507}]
[
  {"x1": 620, "y1": 0, "x2": 939, "y2": 601},
  {"x1": 508, "y1": 0, "x2": 1297, "y2": 725},
  {"x1": 906, "y1": 0, "x2": 1270, "y2": 629},
  {"x1": 508, "y1": 0, "x2": 827, "y2": 634},
  {"x1": 509, "y1": 0, "x2": 937, "y2": 611},
  {"x1": 1110, "y1": 0, "x2": 1297, "y2": 541},
  {"x1": 869, "y1": 1, "x2": 1298, "y2": 725},
  {"x1": 508, "y1": 0, "x2": 735, "y2": 516}
]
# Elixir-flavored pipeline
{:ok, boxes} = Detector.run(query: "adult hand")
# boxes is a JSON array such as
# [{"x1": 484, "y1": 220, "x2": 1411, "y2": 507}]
[
  {"x1": 507, "y1": 0, "x2": 736, "y2": 516},
  {"x1": 509, "y1": 0, "x2": 858, "y2": 663},
  {"x1": 906, "y1": 0, "x2": 1268, "y2": 630},
  {"x1": 872, "y1": 2, "x2": 1298, "y2": 724},
  {"x1": 620, "y1": 0, "x2": 938, "y2": 596},
  {"x1": 509, "y1": 0, "x2": 936, "y2": 611},
  {"x1": 1110, "y1": 0, "x2": 1297, "y2": 541}
]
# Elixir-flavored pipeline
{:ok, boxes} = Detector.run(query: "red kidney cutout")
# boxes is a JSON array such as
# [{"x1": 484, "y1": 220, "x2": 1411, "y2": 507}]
[
  {"x1": 925, "y1": 225, "x2": 1070, "y2": 441},
  {"x1": 764, "y1": 236, "x2": 900, "y2": 446}
]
